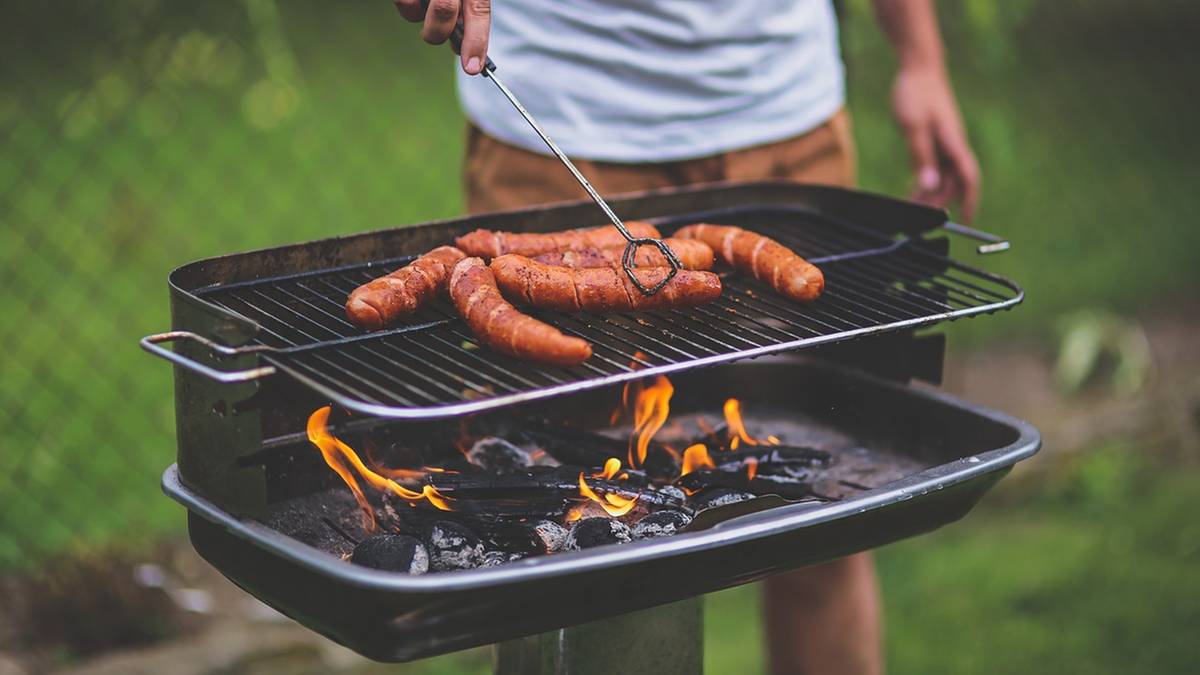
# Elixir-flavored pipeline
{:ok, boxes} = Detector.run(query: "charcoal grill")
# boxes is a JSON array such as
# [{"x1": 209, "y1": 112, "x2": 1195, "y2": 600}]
[{"x1": 142, "y1": 182, "x2": 1039, "y2": 666}]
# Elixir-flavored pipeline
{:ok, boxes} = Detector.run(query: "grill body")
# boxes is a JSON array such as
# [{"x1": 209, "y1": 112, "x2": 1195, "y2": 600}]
[{"x1": 150, "y1": 182, "x2": 1039, "y2": 661}]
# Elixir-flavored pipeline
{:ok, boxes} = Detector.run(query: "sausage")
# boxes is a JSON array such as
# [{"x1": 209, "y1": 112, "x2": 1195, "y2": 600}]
[
  {"x1": 455, "y1": 221, "x2": 662, "y2": 258},
  {"x1": 531, "y1": 238, "x2": 715, "y2": 271},
  {"x1": 674, "y1": 224, "x2": 824, "y2": 302},
  {"x1": 449, "y1": 257, "x2": 593, "y2": 367},
  {"x1": 346, "y1": 246, "x2": 466, "y2": 330},
  {"x1": 489, "y1": 255, "x2": 722, "y2": 313}
]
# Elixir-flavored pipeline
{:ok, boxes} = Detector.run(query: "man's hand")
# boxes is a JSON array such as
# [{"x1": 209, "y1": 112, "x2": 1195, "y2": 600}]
[
  {"x1": 394, "y1": 0, "x2": 491, "y2": 75},
  {"x1": 873, "y1": 0, "x2": 980, "y2": 222},
  {"x1": 892, "y1": 65, "x2": 980, "y2": 222}
]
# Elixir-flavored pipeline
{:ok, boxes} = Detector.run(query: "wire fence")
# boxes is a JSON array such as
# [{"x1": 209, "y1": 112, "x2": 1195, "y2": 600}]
[{"x1": 1, "y1": 0, "x2": 1198, "y2": 662}]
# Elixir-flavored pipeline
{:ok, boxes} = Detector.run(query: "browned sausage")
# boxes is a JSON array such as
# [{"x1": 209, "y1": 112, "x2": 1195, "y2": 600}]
[
  {"x1": 449, "y1": 257, "x2": 593, "y2": 366},
  {"x1": 489, "y1": 255, "x2": 722, "y2": 313},
  {"x1": 455, "y1": 221, "x2": 662, "y2": 258},
  {"x1": 531, "y1": 238, "x2": 715, "y2": 271},
  {"x1": 346, "y1": 246, "x2": 466, "y2": 330},
  {"x1": 674, "y1": 224, "x2": 824, "y2": 302}
]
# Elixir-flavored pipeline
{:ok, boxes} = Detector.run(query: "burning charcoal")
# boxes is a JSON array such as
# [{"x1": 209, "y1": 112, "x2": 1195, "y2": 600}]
[
  {"x1": 533, "y1": 520, "x2": 569, "y2": 553},
  {"x1": 679, "y1": 470, "x2": 816, "y2": 500},
  {"x1": 423, "y1": 521, "x2": 485, "y2": 571},
  {"x1": 566, "y1": 517, "x2": 632, "y2": 550},
  {"x1": 690, "y1": 487, "x2": 755, "y2": 511},
  {"x1": 351, "y1": 535, "x2": 429, "y2": 574},
  {"x1": 631, "y1": 510, "x2": 692, "y2": 540},
  {"x1": 654, "y1": 485, "x2": 688, "y2": 503},
  {"x1": 713, "y1": 445, "x2": 831, "y2": 471},
  {"x1": 523, "y1": 426, "x2": 677, "y2": 480},
  {"x1": 467, "y1": 437, "x2": 533, "y2": 474}
]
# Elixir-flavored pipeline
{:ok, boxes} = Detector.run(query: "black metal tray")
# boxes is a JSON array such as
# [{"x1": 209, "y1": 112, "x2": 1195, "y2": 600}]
[
  {"x1": 162, "y1": 359, "x2": 1039, "y2": 662},
  {"x1": 142, "y1": 182, "x2": 1021, "y2": 420}
]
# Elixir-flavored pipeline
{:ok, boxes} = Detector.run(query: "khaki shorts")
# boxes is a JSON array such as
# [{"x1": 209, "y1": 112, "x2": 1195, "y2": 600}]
[{"x1": 464, "y1": 109, "x2": 856, "y2": 213}]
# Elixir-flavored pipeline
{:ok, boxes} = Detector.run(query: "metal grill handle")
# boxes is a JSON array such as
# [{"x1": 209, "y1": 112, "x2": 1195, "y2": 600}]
[
  {"x1": 942, "y1": 221, "x2": 1011, "y2": 254},
  {"x1": 140, "y1": 331, "x2": 277, "y2": 383}
]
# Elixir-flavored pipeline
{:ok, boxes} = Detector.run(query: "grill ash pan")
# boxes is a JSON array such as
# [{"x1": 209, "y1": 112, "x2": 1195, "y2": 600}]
[{"x1": 163, "y1": 360, "x2": 1039, "y2": 662}]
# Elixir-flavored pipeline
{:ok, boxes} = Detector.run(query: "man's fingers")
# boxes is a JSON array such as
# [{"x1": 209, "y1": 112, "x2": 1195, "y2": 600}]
[
  {"x1": 394, "y1": 0, "x2": 424, "y2": 23},
  {"x1": 460, "y1": 0, "x2": 491, "y2": 75},
  {"x1": 936, "y1": 124, "x2": 981, "y2": 223},
  {"x1": 905, "y1": 123, "x2": 941, "y2": 201},
  {"x1": 421, "y1": 0, "x2": 461, "y2": 45}
]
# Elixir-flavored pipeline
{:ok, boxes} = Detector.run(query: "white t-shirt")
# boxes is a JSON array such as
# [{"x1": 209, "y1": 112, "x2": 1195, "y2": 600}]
[{"x1": 456, "y1": 0, "x2": 845, "y2": 163}]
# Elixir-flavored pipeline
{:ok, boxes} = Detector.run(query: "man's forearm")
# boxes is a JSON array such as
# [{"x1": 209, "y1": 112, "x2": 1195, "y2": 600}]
[{"x1": 871, "y1": 0, "x2": 947, "y2": 73}]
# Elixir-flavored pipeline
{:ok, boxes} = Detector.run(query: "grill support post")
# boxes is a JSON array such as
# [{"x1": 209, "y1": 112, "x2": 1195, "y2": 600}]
[{"x1": 492, "y1": 597, "x2": 703, "y2": 675}]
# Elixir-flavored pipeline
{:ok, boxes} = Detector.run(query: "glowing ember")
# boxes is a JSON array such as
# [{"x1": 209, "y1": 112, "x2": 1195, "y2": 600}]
[
  {"x1": 577, "y1": 472, "x2": 639, "y2": 517},
  {"x1": 680, "y1": 443, "x2": 715, "y2": 476},
  {"x1": 628, "y1": 375, "x2": 674, "y2": 467},
  {"x1": 307, "y1": 406, "x2": 453, "y2": 524}
]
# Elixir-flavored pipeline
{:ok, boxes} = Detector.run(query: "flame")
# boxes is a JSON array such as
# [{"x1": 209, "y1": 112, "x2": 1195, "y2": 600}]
[
  {"x1": 724, "y1": 398, "x2": 764, "y2": 449},
  {"x1": 745, "y1": 456, "x2": 759, "y2": 482},
  {"x1": 628, "y1": 375, "x2": 674, "y2": 467},
  {"x1": 611, "y1": 351, "x2": 651, "y2": 425},
  {"x1": 577, "y1": 472, "x2": 639, "y2": 517},
  {"x1": 307, "y1": 407, "x2": 453, "y2": 519},
  {"x1": 681, "y1": 443, "x2": 715, "y2": 476},
  {"x1": 593, "y1": 457, "x2": 622, "y2": 480},
  {"x1": 307, "y1": 407, "x2": 376, "y2": 531}
]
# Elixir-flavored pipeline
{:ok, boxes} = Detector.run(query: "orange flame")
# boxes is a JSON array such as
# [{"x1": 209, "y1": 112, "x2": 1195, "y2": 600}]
[
  {"x1": 593, "y1": 457, "x2": 622, "y2": 480},
  {"x1": 307, "y1": 407, "x2": 453, "y2": 520},
  {"x1": 724, "y1": 398, "x2": 763, "y2": 450},
  {"x1": 577, "y1": 472, "x2": 639, "y2": 517},
  {"x1": 611, "y1": 351, "x2": 651, "y2": 425},
  {"x1": 628, "y1": 375, "x2": 673, "y2": 467},
  {"x1": 681, "y1": 443, "x2": 715, "y2": 476}
]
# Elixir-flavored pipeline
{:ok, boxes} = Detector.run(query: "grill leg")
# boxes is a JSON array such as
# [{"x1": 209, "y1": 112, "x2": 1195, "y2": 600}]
[{"x1": 492, "y1": 596, "x2": 703, "y2": 675}]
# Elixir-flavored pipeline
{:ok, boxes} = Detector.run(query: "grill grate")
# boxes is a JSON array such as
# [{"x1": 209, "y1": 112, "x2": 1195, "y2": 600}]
[{"x1": 195, "y1": 207, "x2": 1021, "y2": 418}]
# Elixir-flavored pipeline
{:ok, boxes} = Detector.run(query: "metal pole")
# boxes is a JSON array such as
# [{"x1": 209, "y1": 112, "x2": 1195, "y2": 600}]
[{"x1": 493, "y1": 597, "x2": 703, "y2": 675}]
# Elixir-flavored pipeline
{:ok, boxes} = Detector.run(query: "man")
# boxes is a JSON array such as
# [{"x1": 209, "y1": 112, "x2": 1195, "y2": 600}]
[{"x1": 397, "y1": 1, "x2": 978, "y2": 672}]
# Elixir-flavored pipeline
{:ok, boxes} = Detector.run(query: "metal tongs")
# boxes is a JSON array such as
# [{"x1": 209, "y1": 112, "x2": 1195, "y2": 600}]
[{"x1": 414, "y1": 3, "x2": 683, "y2": 295}]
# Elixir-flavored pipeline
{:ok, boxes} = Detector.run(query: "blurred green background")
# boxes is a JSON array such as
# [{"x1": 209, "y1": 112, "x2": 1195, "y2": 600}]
[{"x1": 1, "y1": 0, "x2": 1197, "y2": 673}]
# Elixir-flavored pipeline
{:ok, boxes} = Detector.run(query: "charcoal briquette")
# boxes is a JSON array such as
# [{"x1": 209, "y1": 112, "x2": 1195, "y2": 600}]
[
  {"x1": 350, "y1": 535, "x2": 429, "y2": 574},
  {"x1": 532, "y1": 520, "x2": 569, "y2": 553},
  {"x1": 566, "y1": 517, "x2": 632, "y2": 550},
  {"x1": 424, "y1": 521, "x2": 485, "y2": 571},
  {"x1": 631, "y1": 510, "x2": 692, "y2": 540}
]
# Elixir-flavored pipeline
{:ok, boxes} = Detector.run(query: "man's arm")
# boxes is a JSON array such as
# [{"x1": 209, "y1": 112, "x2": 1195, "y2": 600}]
[{"x1": 872, "y1": 0, "x2": 980, "y2": 222}]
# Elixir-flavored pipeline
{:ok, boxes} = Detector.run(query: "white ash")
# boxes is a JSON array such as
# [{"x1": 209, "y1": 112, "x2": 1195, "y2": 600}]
[
  {"x1": 480, "y1": 550, "x2": 517, "y2": 567},
  {"x1": 533, "y1": 520, "x2": 569, "y2": 553},
  {"x1": 654, "y1": 485, "x2": 688, "y2": 503},
  {"x1": 425, "y1": 522, "x2": 485, "y2": 571},
  {"x1": 692, "y1": 488, "x2": 755, "y2": 511},
  {"x1": 631, "y1": 510, "x2": 692, "y2": 540},
  {"x1": 466, "y1": 437, "x2": 533, "y2": 474}
]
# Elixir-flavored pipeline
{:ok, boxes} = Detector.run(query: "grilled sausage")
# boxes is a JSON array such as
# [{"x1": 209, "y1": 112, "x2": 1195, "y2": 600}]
[
  {"x1": 531, "y1": 238, "x2": 715, "y2": 271},
  {"x1": 489, "y1": 255, "x2": 722, "y2": 313},
  {"x1": 449, "y1": 257, "x2": 593, "y2": 367},
  {"x1": 346, "y1": 246, "x2": 466, "y2": 330},
  {"x1": 455, "y1": 222, "x2": 662, "y2": 258},
  {"x1": 674, "y1": 224, "x2": 824, "y2": 302}
]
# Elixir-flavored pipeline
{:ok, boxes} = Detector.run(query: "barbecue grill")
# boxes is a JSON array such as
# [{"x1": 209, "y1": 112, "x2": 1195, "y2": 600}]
[{"x1": 141, "y1": 181, "x2": 1039, "y2": 668}]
